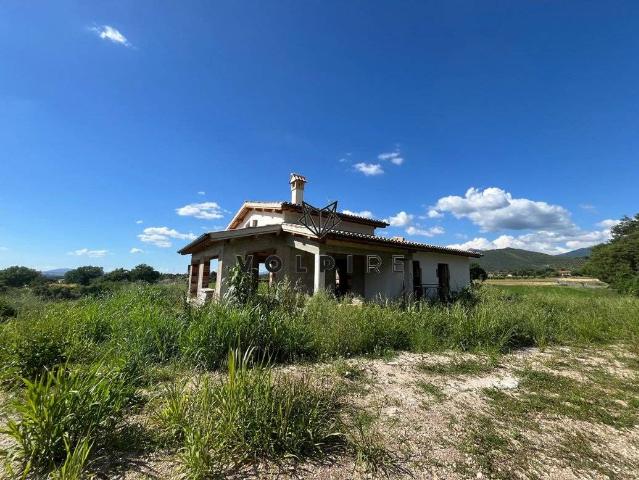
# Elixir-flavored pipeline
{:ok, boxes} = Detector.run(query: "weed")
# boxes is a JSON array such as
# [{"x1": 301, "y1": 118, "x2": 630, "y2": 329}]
[
  {"x1": 154, "y1": 349, "x2": 344, "y2": 478},
  {"x1": 3, "y1": 363, "x2": 133, "y2": 475},
  {"x1": 415, "y1": 381, "x2": 446, "y2": 402},
  {"x1": 417, "y1": 356, "x2": 499, "y2": 376},
  {"x1": 345, "y1": 410, "x2": 398, "y2": 476}
]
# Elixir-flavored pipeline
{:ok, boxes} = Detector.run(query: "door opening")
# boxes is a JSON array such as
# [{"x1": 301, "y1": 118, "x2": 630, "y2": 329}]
[
  {"x1": 412, "y1": 260, "x2": 422, "y2": 299},
  {"x1": 437, "y1": 263, "x2": 450, "y2": 302}
]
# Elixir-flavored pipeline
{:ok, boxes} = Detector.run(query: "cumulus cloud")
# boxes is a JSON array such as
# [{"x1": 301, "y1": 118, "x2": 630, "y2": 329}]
[
  {"x1": 176, "y1": 202, "x2": 224, "y2": 220},
  {"x1": 427, "y1": 209, "x2": 443, "y2": 219},
  {"x1": 430, "y1": 187, "x2": 574, "y2": 232},
  {"x1": 405, "y1": 226, "x2": 445, "y2": 237},
  {"x1": 386, "y1": 211, "x2": 414, "y2": 227},
  {"x1": 354, "y1": 163, "x2": 384, "y2": 176},
  {"x1": 130, "y1": 248, "x2": 144, "y2": 254},
  {"x1": 597, "y1": 219, "x2": 620, "y2": 229},
  {"x1": 91, "y1": 25, "x2": 131, "y2": 47},
  {"x1": 378, "y1": 150, "x2": 404, "y2": 165},
  {"x1": 138, "y1": 227, "x2": 197, "y2": 248},
  {"x1": 68, "y1": 248, "x2": 108, "y2": 258},
  {"x1": 342, "y1": 209, "x2": 373, "y2": 218},
  {"x1": 446, "y1": 220, "x2": 616, "y2": 254}
]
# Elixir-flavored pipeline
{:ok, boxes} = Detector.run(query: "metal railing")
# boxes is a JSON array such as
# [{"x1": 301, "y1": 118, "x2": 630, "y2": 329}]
[{"x1": 413, "y1": 283, "x2": 445, "y2": 302}]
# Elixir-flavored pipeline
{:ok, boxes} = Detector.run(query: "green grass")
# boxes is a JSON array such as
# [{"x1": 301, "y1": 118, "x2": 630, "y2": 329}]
[
  {"x1": 154, "y1": 349, "x2": 343, "y2": 478},
  {"x1": 415, "y1": 381, "x2": 446, "y2": 402},
  {"x1": 485, "y1": 368, "x2": 639, "y2": 429},
  {"x1": 1, "y1": 282, "x2": 638, "y2": 477},
  {"x1": 417, "y1": 356, "x2": 499, "y2": 376},
  {"x1": 2, "y1": 362, "x2": 134, "y2": 476}
]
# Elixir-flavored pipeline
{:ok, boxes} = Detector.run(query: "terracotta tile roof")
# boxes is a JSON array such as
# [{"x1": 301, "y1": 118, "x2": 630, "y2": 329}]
[
  {"x1": 325, "y1": 229, "x2": 482, "y2": 257},
  {"x1": 229, "y1": 201, "x2": 389, "y2": 228}
]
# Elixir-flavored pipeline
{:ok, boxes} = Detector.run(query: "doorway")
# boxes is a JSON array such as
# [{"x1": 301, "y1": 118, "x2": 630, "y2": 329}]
[
  {"x1": 437, "y1": 263, "x2": 450, "y2": 302},
  {"x1": 412, "y1": 260, "x2": 422, "y2": 299}
]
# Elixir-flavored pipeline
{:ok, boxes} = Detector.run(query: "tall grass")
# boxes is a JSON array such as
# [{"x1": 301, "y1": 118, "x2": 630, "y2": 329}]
[
  {"x1": 155, "y1": 349, "x2": 342, "y2": 478},
  {"x1": 0, "y1": 284, "x2": 638, "y2": 384},
  {"x1": 3, "y1": 363, "x2": 133, "y2": 475},
  {"x1": 0, "y1": 283, "x2": 637, "y2": 476}
]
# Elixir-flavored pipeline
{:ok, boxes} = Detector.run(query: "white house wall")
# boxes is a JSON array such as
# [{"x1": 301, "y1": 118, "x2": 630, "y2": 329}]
[
  {"x1": 237, "y1": 211, "x2": 285, "y2": 228},
  {"x1": 363, "y1": 252, "x2": 410, "y2": 299},
  {"x1": 413, "y1": 252, "x2": 471, "y2": 292}
]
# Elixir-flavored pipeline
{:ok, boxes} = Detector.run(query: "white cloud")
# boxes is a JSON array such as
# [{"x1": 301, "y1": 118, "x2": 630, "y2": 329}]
[
  {"x1": 446, "y1": 221, "x2": 616, "y2": 254},
  {"x1": 176, "y1": 202, "x2": 224, "y2": 220},
  {"x1": 431, "y1": 187, "x2": 574, "y2": 232},
  {"x1": 91, "y1": 25, "x2": 131, "y2": 47},
  {"x1": 138, "y1": 227, "x2": 197, "y2": 248},
  {"x1": 135, "y1": 219, "x2": 143, "y2": 224},
  {"x1": 354, "y1": 163, "x2": 384, "y2": 176},
  {"x1": 130, "y1": 248, "x2": 144, "y2": 254},
  {"x1": 406, "y1": 226, "x2": 445, "y2": 237},
  {"x1": 386, "y1": 211, "x2": 414, "y2": 227},
  {"x1": 427, "y1": 209, "x2": 443, "y2": 219},
  {"x1": 597, "y1": 219, "x2": 620, "y2": 229},
  {"x1": 342, "y1": 209, "x2": 373, "y2": 218},
  {"x1": 378, "y1": 150, "x2": 404, "y2": 165},
  {"x1": 68, "y1": 248, "x2": 108, "y2": 258},
  {"x1": 198, "y1": 191, "x2": 206, "y2": 196}
]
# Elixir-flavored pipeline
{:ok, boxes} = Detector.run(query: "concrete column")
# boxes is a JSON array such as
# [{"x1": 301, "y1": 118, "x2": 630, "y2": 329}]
[
  {"x1": 214, "y1": 245, "x2": 225, "y2": 300},
  {"x1": 197, "y1": 260, "x2": 205, "y2": 293},
  {"x1": 313, "y1": 249, "x2": 325, "y2": 293}
]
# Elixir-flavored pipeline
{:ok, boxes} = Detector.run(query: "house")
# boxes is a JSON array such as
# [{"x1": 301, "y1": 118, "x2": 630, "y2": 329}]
[{"x1": 178, "y1": 174, "x2": 481, "y2": 303}]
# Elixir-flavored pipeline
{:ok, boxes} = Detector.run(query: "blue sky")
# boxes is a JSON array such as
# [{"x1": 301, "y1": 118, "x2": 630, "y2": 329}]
[{"x1": 1, "y1": 1, "x2": 638, "y2": 272}]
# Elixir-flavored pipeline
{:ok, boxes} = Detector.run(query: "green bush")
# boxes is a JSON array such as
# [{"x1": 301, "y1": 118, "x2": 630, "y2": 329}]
[
  {"x1": 0, "y1": 298, "x2": 17, "y2": 320},
  {"x1": 155, "y1": 349, "x2": 343, "y2": 478},
  {"x1": 3, "y1": 363, "x2": 133, "y2": 475}
]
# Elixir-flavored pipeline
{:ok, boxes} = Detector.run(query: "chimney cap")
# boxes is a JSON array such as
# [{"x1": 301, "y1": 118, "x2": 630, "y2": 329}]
[{"x1": 290, "y1": 173, "x2": 307, "y2": 184}]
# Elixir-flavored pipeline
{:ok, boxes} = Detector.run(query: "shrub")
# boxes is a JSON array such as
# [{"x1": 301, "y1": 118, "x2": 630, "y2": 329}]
[
  {"x1": 0, "y1": 266, "x2": 44, "y2": 287},
  {"x1": 0, "y1": 298, "x2": 17, "y2": 321},
  {"x1": 3, "y1": 363, "x2": 133, "y2": 475},
  {"x1": 155, "y1": 349, "x2": 343, "y2": 478},
  {"x1": 64, "y1": 266, "x2": 104, "y2": 286},
  {"x1": 4, "y1": 319, "x2": 71, "y2": 380}
]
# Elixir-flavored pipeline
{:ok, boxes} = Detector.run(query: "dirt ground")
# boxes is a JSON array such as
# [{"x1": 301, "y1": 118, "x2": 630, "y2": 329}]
[{"x1": 2, "y1": 345, "x2": 638, "y2": 479}]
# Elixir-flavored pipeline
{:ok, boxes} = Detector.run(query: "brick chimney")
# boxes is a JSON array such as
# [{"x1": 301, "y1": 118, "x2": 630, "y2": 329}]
[{"x1": 289, "y1": 173, "x2": 307, "y2": 205}]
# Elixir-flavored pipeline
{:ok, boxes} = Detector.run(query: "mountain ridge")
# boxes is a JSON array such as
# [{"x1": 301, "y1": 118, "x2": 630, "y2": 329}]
[{"x1": 476, "y1": 247, "x2": 590, "y2": 272}]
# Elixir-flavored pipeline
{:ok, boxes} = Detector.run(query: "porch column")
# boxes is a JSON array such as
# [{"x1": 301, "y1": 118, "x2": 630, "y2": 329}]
[
  {"x1": 313, "y1": 249, "x2": 325, "y2": 293},
  {"x1": 196, "y1": 260, "x2": 205, "y2": 293}
]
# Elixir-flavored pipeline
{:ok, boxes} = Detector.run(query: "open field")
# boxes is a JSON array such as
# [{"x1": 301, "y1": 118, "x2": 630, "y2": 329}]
[
  {"x1": 486, "y1": 277, "x2": 608, "y2": 288},
  {"x1": 1, "y1": 283, "x2": 638, "y2": 478}
]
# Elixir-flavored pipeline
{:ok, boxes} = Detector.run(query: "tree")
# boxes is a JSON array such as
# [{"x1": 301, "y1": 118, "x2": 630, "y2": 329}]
[
  {"x1": 64, "y1": 266, "x2": 104, "y2": 286},
  {"x1": 129, "y1": 264, "x2": 160, "y2": 283},
  {"x1": 0, "y1": 266, "x2": 44, "y2": 287},
  {"x1": 470, "y1": 263, "x2": 488, "y2": 281},
  {"x1": 103, "y1": 268, "x2": 130, "y2": 282},
  {"x1": 584, "y1": 214, "x2": 639, "y2": 295}
]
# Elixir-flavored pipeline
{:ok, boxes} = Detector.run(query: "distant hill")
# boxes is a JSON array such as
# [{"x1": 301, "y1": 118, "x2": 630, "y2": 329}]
[
  {"x1": 476, "y1": 248, "x2": 586, "y2": 272},
  {"x1": 557, "y1": 246, "x2": 594, "y2": 258},
  {"x1": 42, "y1": 268, "x2": 71, "y2": 278}
]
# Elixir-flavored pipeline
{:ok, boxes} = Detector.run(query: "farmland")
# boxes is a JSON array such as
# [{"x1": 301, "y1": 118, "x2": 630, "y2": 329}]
[{"x1": 1, "y1": 282, "x2": 638, "y2": 478}]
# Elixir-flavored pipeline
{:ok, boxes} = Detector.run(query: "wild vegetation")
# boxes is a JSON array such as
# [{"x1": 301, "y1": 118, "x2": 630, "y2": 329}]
[
  {"x1": 584, "y1": 213, "x2": 639, "y2": 295},
  {"x1": 0, "y1": 271, "x2": 637, "y2": 477}
]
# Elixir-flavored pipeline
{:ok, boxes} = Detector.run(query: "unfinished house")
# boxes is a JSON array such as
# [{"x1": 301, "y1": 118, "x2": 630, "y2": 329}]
[{"x1": 178, "y1": 174, "x2": 481, "y2": 303}]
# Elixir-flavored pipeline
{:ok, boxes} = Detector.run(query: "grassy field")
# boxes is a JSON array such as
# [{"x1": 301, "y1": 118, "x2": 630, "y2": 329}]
[{"x1": 0, "y1": 282, "x2": 638, "y2": 478}]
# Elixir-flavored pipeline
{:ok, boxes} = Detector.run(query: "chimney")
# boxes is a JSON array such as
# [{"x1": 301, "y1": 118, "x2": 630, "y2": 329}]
[{"x1": 289, "y1": 173, "x2": 307, "y2": 205}]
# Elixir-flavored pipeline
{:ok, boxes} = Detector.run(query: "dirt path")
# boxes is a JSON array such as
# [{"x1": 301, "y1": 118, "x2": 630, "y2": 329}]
[{"x1": 2, "y1": 346, "x2": 638, "y2": 479}]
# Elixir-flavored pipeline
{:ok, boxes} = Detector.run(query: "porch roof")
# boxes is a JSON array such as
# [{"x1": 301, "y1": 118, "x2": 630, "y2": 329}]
[{"x1": 178, "y1": 222, "x2": 481, "y2": 258}]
